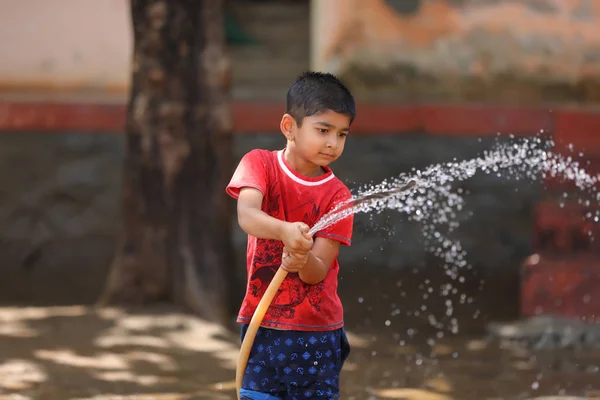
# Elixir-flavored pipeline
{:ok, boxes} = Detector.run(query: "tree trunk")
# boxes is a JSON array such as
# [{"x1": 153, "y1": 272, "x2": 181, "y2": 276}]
[{"x1": 99, "y1": 0, "x2": 236, "y2": 325}]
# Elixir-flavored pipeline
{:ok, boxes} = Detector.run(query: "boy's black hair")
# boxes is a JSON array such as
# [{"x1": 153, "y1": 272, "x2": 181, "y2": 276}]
[{"x1": 286, "y1": 71, "x2": 356, "y2": 127}]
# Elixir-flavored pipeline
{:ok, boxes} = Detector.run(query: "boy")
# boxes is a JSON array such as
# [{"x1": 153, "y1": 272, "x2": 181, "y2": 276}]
[{"x1": 226, "y1": 71, "x2": 356, "y2": 399}]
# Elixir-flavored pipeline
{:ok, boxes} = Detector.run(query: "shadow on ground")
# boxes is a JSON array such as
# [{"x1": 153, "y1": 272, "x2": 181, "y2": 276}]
[{"x1": 0, "y1": 303, "x2": 599, "y2": 400}]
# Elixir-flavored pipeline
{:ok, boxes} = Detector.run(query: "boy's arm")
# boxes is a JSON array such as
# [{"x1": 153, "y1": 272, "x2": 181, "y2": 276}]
[
  {"x1": 295, "y1": 238, "x2": 341, "y2": 285},
  {"x1": 237, "y1": 187, "x2": 313, "y2": 252},
  {"x1": 237, "y1": 187, "x2": 285, "y2": 240}
]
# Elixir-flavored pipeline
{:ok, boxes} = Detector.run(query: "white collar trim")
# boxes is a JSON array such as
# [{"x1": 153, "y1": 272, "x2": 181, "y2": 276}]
[{"x1": 277, "y1": 150, "x2": 335, "y2": 186}]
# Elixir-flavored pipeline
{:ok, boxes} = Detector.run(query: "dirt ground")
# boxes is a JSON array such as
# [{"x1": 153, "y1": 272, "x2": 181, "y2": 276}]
[{"x1": 0, "y1": 303, "x2": 599, "y2": 400}]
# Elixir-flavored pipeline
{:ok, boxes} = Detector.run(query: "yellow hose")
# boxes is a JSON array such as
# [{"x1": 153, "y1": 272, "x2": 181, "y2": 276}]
[{"x1": 236, "y1": 267, "x2": 288, "y2": 399}]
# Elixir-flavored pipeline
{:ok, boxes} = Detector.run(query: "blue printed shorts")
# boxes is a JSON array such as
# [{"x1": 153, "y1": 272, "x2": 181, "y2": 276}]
[{"x1": 239, "y1": 324, "x2": 351, "y2": 400}]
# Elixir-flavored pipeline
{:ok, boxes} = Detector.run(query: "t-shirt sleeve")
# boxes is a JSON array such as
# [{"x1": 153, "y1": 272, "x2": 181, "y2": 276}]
[
  {"x1": 226, "y1": 149, "x2": 269, "y2": 199},
  {"x1": 314, "y1": 186, "x2": 354, "y2": 246}
]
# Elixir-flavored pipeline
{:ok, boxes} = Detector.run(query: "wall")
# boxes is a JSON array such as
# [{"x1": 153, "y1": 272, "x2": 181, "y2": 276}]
[
  {"x1": 7, "y1": 0, "x2": 600, "y2": 103},
  {"x1": 0, "y1": 131, "x2": 540, "y2": 321},
  {"x1": 0, "y1": 0, "x2": 131, "y2": 93},
  {"x1": 0, "y1": 0, "x2": 310, "y2": 99},
  {"x1": 312, "y1": 0, "x2": 600, "y2": 102}
]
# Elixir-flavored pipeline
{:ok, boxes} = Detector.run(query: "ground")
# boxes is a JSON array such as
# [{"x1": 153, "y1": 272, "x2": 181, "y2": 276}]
[{"x1": 1, "y1": 304, "x2": 599, "y2": 400}]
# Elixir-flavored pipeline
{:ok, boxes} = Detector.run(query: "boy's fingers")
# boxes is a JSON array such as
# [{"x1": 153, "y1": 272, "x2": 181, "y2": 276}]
[
  {"x1": 298, "y1": 223, "x2": 310, "y2": 234},
  {"x1": 281, "y1": 261, "x2": 298, "y2": 272},
  {"x1": 292, "y1": 241, "x2": 309, "y2": 252},
  {"x1": 290, "y1": 247, "x2": 309, "y2": 256}
]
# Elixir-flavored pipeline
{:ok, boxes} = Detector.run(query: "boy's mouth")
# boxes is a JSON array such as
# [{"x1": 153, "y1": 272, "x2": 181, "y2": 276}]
[{"x1": 319, "y1": 152, "x2": 336, "y2": 159}]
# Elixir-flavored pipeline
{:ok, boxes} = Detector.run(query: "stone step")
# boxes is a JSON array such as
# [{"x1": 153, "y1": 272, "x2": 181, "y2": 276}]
[{"x1": 228, "y1": 1, "x2": 310, "y2": 99}]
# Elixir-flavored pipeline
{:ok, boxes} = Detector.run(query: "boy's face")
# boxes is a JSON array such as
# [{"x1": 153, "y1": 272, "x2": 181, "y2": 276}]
[{"x1": 281, "y1": 110, "x2": 351, "y2": 171}]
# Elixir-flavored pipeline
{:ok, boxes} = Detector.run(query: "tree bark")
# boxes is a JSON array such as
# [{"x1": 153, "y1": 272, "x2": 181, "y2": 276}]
[{"x1": 99, "y1": 0, "x2": 236, "y2": 325}]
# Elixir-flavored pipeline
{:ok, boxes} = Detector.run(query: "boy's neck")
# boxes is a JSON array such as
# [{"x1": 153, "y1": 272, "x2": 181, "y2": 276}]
[{"x1": 284, "y1": 148, "x2": 325, "y2": 178}]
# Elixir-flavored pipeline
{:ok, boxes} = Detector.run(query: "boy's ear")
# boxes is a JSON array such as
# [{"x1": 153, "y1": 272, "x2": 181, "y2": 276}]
[{"x1": 280, "y1": 113, "x2": 296, "y2": 141}]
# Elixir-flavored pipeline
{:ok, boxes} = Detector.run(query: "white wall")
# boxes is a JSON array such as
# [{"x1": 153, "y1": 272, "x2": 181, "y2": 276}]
[{"x1": 0, "y1": 0, "x2": 131, "y2": 92}]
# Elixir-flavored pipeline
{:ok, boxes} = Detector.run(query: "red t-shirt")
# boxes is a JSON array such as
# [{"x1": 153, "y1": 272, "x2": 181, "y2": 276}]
[{"x1": 226, "y1": 148, "x2": 353, "y2": 331}]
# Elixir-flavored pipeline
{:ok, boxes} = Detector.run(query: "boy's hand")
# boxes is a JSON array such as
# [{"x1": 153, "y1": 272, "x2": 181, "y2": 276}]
[
  {"x1": 281, "y1": 222, "x2": 313, "y2": 253},
  {"x1": 281, "y1": 247, "x2": 310, "y2": 273}
]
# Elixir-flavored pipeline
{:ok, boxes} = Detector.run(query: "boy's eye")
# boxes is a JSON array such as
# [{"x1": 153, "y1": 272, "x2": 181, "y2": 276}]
[
  {"x1": 318, "y1": 128, "x2": 328, "y2": 134},
  {"x1": 338, "y1": 132, "x2": 348, "y2": 138}
]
